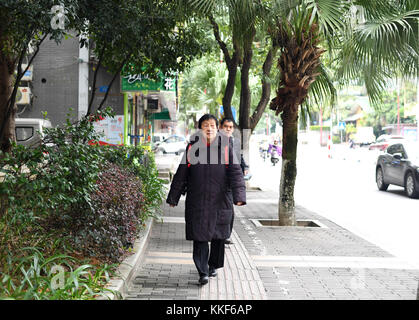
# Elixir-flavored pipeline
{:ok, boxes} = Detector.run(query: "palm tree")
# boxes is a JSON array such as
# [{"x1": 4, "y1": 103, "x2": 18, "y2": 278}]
[
  {"x1": 269, "y1": 0, "x2": 418, "y2": 225},
  {"x1": 180, "y1": 54, "x2": 263, "y2": 126},
  {"x1": 182, "y1": 0, "x2": 418, "y2": 226},
  {"x1": 337, "y1": 0, "x2": 418, "y2": 105}
]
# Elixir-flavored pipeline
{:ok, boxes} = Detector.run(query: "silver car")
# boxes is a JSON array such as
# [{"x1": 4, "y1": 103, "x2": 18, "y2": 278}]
[
  {"x1": 376, "y1": 141, "x2": 419, "y2": 198},
  {"x1": 15, "y1": 118, "x2": 52, "y2": 148}
]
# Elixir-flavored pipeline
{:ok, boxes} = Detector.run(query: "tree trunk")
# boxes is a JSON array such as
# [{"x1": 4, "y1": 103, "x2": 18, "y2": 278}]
[
  {"x1": 0, "y1": 53, "x2": 15, "y2": 153},
  {"x1": 210, "y1": 16, "x2": 241, "y2": 122},
  {"x1": 250, "y1": 46, "x2": 278, "y2": 129},
  {"x1": 238, "y1": 44, "x2": 252, "y2": 131},
  {"x1": 222, "y1": 58, "x2": 238, "y2": 120},
  {"x1": 278, "y1": 105, "x2": 299, "y2": 226}
]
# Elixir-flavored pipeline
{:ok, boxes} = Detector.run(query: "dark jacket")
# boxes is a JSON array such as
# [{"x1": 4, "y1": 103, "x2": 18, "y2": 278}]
[
  {"x1": 166, "y1": 132, "x2": 246, "y2": 241},
  {"x1": 240, "y1": 154, "x2": 249, "y2": 173}
]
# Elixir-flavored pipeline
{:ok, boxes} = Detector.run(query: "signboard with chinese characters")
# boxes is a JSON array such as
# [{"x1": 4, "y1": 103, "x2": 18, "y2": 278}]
[
  {"x1": 121, "y1": 73, "x2": 176, "y2": 92},
  {"x1": 92, "y1": 115, "x2": 124, "y2": 146}
]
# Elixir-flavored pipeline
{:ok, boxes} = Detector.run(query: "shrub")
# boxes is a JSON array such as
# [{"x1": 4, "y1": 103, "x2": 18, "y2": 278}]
[
  {"x1": 332, "y1": 136, "x2": 341, "y2": 144},
  {"x1": 309, "y1": 125, "x2": 331, "y2": 131},
  {"x1": 100, "y1": 145, "x2": 165, "y2": 218},
  {"x1": 0, "y1": 247, "x2": 119, "y2": 300},
  {"x1": 76, "y1": 162, "x2": 144, "y2": 262},
  {"x1": 0, "y1": 108, "x2": 165, "y2": 298}
]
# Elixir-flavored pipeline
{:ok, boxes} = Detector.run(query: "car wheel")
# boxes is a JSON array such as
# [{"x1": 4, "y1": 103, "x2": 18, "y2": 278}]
[
  {"x1": 376, "y1": 167, "x2": 389, "y2": 191},
  {"x1": 405, "y1": 172, "x2": 419, "y2": 198}
]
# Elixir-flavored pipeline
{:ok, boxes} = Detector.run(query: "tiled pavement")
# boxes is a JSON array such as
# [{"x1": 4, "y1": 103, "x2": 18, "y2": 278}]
[
  {"x1": 125, "y1": 190, "x2": 419, "y2": 300},
  {"x1": 126, "y1": 200, "x2": 267, "y2": 300}
]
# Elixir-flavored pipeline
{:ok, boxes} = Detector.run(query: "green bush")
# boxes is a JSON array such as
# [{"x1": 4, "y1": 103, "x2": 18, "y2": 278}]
[
  {"x1": 81, "y1": 162, "x2": 144, "y2": 261},
  {"x1": 0, "y1": 247, "x2": 119, "y2": 300},
  {"x1": 100, "y1": 145, "x2": 165, "y2": 218},
  {"x1": 0, "y1": 108, "x2": 164, "y2": 299},
  {"x1": 309, "y1": 125, "x2": 331, "y2": 131}
]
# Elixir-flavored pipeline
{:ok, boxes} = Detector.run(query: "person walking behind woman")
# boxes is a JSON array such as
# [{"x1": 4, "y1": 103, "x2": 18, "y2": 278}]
[
  {"x1": 219, "y1": 117, "x2": 249, "y2": 245},
  {"x1": 166, "y1": 114, "x2": 246, "y2": 285}
]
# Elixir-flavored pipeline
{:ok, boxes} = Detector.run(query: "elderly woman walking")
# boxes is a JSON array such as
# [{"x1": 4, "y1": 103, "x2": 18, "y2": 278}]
[{"x1": 166, "y1": 114, "x2": 246, "y2": 285}]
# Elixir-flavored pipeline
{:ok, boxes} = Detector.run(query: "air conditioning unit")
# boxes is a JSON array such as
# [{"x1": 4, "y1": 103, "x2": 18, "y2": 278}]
[{"x1": 16, "y1": 87, "x2": 31, "y2": 105}]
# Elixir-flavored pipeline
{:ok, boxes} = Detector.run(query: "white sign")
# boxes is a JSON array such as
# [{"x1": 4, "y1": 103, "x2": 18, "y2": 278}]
[{"x1": 92, "y1": 116, "x2": 124, "y2": 146}]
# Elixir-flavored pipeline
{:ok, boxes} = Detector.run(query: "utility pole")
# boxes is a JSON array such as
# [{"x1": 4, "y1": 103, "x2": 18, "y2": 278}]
[
  {"x1": 319, "y1": 107, "x2": 323, "y2": 146},
  {"x1": 397, "y1": 79, "x2": 401, "y2": 135},
  {"x1": 417, "y1": 77, "x2": 419, "y2": 141},
  {"x1": 417, "y1": 23, "x2": 419, "y2": 142}
]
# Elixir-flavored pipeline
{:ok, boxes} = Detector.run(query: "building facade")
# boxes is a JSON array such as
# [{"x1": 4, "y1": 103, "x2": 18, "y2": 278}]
[{"x1": 16, "y1": 36, "x2": 178, "y2": 146}]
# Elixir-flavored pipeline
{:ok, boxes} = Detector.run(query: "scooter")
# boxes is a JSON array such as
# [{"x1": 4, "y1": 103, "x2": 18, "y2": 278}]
[
  {"x1": 259, "y1": 147, "x2": 268, "y2": 161},
  {"x1": 270, "y1": 151, "x2": 280, "y2": 166}
]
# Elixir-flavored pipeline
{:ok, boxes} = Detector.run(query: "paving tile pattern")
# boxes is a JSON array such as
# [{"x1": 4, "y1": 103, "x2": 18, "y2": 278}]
[
  {"x1": 126, "y1": 190, "x2": 419, "y2": 300},
  {"x1": 126, "y1": 200, "x2": 266, "y2": 300},
  {"x1": 235, "y1": 190, "x2": 391, "y2": 258},
  {"x1": 258, "y1": 266, "x2": 419, "y2": 300}
]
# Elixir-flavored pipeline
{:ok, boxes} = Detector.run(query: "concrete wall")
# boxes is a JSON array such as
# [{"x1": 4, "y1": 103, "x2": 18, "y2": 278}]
[
  {"x1": 88, "y1": 67, "x2": 124, "y2": 116},
  {"x1": 24, "y1": 36, "x2": 80, "y2": 126},
  {"x1": 18, "y1": 37, "x2": 124, "y2": 126}
]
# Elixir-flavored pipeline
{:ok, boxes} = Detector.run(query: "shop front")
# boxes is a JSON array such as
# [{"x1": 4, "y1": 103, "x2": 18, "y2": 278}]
[{"x1": 121, "y1": 71, "x2": 177, "y2": 148}]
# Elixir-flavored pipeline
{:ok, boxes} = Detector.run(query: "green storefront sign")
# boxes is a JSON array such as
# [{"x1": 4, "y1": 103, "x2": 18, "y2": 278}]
[{"x1": 121, "y1": 73, "x2": 176, "y2": 92}]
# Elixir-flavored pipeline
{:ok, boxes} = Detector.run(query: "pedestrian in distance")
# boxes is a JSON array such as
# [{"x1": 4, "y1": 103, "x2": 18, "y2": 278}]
[
  {"x1": 166, "y1": 114, "x2": 246, "y2": 285},
  {"x1": 268, "y1": 139, "x2": 282, "y2": 157},
  {"x1": 219, "y1": 117, "x2": 249, "y2": 245}
]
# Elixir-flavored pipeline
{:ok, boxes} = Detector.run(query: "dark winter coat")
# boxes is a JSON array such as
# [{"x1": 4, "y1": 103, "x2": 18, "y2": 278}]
[{"x1": 166, "y1": 132, "x2": 246, "y2": 242}]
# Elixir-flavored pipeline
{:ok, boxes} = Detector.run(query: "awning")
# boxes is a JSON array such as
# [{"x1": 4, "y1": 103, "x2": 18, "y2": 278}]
[
  {"x1": 158, "y1": 91, "x2": 177, "y2": 120},
  {"x1": 150, "y1": 109, "x2": 171, "y2": 120}
]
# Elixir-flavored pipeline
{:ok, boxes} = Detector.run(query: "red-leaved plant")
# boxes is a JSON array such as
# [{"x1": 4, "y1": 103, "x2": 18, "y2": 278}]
[{"x1": 78, "y1": 162, "x2": 144, "y2": 262}]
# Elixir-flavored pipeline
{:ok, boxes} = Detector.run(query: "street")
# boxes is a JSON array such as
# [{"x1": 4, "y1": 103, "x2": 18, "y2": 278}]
[{"x1": 248, "y1": 139, "x2": 419, "y2": 267}]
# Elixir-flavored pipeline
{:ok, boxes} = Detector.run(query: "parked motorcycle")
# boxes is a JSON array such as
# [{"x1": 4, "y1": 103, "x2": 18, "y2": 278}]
[
  {"x1": 270, "y1": 151, "x2": 280, "y2": 166},
  {"x1": 259, "y1": 147, "x2": 268, "y2": 161}
]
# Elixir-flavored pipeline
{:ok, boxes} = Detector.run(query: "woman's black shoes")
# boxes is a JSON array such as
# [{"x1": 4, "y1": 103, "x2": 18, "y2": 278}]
[
  {"x1": 199, "y1": 267, "x2": 217, "y2": 284},
  {"x1": 209, "y1": 267, "x2": 217, "y2": 277},
  {"x1": 199, "y1": 275, "x2": 209, "y2": 285}
]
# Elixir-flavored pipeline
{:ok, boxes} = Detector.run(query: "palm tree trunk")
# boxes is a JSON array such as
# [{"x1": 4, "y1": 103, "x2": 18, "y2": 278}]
[{"x1": 278, "y1": 104, "x2": 299, "y2": 226}]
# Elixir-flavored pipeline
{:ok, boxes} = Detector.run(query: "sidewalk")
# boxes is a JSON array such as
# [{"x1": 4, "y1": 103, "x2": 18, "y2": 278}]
[{"x1": 125, "y1": 186, "x2": 419, "y2": 300}]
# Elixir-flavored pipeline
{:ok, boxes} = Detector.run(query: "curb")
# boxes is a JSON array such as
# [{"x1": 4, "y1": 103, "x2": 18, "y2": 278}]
[{"x1": 98, "y1": 216, "x2": 154, "y2": 300}]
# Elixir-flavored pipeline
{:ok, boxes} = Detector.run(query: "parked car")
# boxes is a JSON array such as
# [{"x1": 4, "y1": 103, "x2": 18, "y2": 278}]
[
  {"x1": 369, "y1": 134, "x2": 405, "y2": 151},
  {"x1": 353, "y1": 126, "x2": 376, "y2": 146},
  {"x1": 152, "y1": 132, "x2": 169, "y2": 145},
  {"x1": 376, "y1": 141, "x2": 419, "y2": 198},
  {"x1": 153, "y1": 135, "x2": 187, "y2": 155},
  {"x1": 15, "y1": 118, "x2": 52, "y2": 148}
]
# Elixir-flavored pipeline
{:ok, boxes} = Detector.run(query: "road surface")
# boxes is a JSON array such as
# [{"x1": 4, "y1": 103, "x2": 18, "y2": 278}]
[{"x1": 248, "y1": 140, "x2": 419, "y2": 267}]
